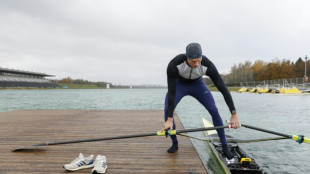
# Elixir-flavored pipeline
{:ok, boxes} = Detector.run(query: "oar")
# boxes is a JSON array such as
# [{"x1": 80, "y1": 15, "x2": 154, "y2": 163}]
[
  {"x1": 226, "y1": 137, "x2": 287, "y2": 143},
  {"x1": 178, "y1": 133, "x2": 287, "y2": 143},
  {"x1": 226, "y1": 120, "x2": 310, "y2": 144},
  {"x1": 241, "y1": 124, "x2": 310, "y2": 144},
  {"x1": 12, "y1": 125, "x2": 231, "y2": 152}
]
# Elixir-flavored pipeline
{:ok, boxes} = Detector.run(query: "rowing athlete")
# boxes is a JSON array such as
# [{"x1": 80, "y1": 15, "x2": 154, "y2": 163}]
[{"x1": 162, "y1": 43, "x2": 240, "y2": 159}]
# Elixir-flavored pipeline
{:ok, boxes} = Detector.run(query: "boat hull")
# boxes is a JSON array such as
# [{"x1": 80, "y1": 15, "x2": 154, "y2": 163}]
[{"x1": 202, "y1": 117, "x2": 267, "y2": 174}]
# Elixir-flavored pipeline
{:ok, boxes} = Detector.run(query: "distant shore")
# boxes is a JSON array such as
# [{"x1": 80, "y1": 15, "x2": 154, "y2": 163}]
[{"x1": 0, "y1": 83, "x2": 240, "y2": 91}]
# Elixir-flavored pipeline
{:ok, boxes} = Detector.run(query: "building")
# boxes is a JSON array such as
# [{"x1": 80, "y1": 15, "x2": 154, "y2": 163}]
[{"x1": 0, "y1": 67, "x2": 58, "y2": 88}]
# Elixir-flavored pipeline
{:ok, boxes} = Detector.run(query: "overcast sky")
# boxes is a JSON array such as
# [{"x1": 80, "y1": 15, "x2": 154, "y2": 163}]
[{"x1": 0, "y1": 0, "x2": 309, "y2": 85}]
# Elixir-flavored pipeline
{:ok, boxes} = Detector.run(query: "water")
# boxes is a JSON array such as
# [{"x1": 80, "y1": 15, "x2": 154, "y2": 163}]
[{"x1": 1, "y1": 89, "x2": 309, "y2": 174}]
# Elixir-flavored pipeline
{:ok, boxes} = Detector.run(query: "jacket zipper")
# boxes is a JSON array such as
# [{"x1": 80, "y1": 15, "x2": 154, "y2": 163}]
[{"x1": 189, "y1": 68, "x2": 193, "y2": 79}]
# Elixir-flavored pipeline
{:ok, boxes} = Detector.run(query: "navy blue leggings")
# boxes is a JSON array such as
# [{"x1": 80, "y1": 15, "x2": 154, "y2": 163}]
[{"x1": 164, "y1": 78, "x2": 227, "y2": 145}]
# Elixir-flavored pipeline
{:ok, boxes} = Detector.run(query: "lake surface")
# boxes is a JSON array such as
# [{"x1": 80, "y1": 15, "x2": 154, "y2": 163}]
[{"x1": 0, "y1": 89, "x2": 309, "y2": 174}]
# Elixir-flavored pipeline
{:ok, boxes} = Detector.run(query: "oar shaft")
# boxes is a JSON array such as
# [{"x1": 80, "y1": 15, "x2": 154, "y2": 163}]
[
  {"x1": 177, "y1": 125, "x2": 229, "y2": 134},
  {"x1": 40, "y1": 132, "x2": 157, "y2": 146},
  {"x1": 34, "y1": 125, "x2": 230, "y2": 147},
  {"x1": 242, "y1": 124, "x2": 290, "y2": 138},
  {"x1": 242, "y1": 124, "x2": 310, "y2": 144}
]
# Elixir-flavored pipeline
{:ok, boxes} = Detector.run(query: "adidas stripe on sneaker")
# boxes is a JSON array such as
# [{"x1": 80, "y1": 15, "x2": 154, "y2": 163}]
[{"x1": 63, "y1": 153, "x2": 94, "y2": 171}]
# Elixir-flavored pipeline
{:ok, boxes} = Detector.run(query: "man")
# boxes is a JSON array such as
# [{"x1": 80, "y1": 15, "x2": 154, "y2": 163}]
[{"x1": 161, "y1": 43, "x2": 240, "y2": 159}]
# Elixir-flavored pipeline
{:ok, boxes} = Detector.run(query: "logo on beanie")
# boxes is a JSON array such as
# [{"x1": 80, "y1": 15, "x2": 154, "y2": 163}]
[{"x1": 192, "y1": 54, "x2": 198, "y2": 58}]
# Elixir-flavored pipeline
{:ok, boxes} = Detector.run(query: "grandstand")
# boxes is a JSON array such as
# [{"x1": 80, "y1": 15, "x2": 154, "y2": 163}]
[{"x1": 0, "y1": 67, "x2": 58, "y2": 88}]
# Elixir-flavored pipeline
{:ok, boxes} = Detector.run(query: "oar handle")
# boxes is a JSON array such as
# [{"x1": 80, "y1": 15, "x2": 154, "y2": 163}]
[
  {"x1": 226, "y1": 120, "x2": 241, "y2": 128},
  {"x1": 303, "y1": 137, "x2": 310, "y2": 144},
  {"x1": 291, "y1": 135, "x2": 310, "y2": 144}
]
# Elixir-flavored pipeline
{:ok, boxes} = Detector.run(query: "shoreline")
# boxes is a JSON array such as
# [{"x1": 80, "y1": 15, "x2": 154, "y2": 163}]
[{"x1": 0, "y1": 86, "x2": 240, "y2": 91}]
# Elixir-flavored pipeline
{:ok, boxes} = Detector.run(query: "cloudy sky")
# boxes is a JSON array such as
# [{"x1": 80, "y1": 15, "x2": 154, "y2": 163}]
[{"x1": 0, "y1": 0, "x2": 309, "y2": 85}]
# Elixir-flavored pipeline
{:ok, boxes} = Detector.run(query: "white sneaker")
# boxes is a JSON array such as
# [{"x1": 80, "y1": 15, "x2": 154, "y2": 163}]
[
  {"x1": 91, "y1": 155, "x2": 107, "y2": 174},
  {"x1": 63, "y1": 153, "x2": 94, "y2": 171}
]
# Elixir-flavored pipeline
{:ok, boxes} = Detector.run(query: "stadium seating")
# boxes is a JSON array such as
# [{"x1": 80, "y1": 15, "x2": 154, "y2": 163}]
[{"x1": 0, "y1": 68, "x2": 58, "y2": 88}]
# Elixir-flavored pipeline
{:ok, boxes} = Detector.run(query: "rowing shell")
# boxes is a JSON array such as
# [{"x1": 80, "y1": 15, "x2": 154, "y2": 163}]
[{"x1": 201, "y1": 116, "x2": 267, "y2": 174}]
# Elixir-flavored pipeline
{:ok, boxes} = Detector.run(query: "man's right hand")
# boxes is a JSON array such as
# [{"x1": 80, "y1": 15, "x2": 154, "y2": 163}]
[{"x1": 161, "y1": 117, "x2": 174, "y2": 131}]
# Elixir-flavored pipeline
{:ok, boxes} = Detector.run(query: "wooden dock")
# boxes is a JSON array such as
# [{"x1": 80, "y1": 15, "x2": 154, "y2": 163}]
[{"x1": 0, "y1": 110, "x2": 209, "y2": 174}]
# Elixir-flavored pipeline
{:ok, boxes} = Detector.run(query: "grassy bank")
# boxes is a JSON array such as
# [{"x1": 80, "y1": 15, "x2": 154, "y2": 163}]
[
  {"x1": 57, "y1": 83, "x2": 105, "y2": 89},
  {"x1": 57, "y1": 83, "x2": 131, "y2": 89}
]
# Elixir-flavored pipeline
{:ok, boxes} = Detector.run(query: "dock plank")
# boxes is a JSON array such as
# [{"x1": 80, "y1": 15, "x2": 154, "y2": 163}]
[{"x1": 0, "y1": 110, "x2": 208, "y2": 174}]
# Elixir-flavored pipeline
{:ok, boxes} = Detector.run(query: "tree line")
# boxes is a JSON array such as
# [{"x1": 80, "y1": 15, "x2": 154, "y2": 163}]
[
  {"x1": 57, "y1": 77, "x2": 111, "y2": 88},
  {"x1": 205, "y1": 56, "x2": 309, "y2": 85}
]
